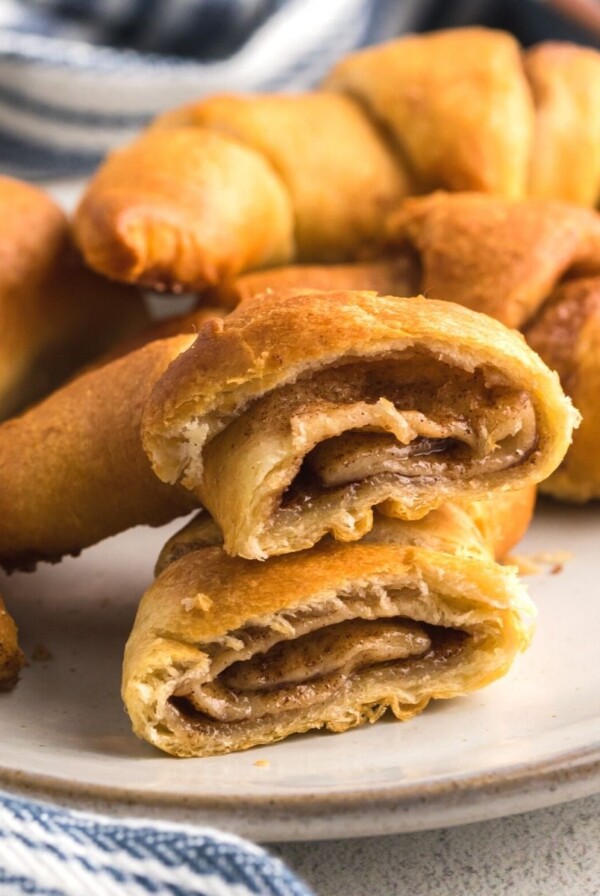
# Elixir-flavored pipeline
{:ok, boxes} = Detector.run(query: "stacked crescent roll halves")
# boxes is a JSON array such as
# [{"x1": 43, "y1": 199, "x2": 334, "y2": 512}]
[{"x1": 122, "y1": 289, "x2": 577, "y2": 757}]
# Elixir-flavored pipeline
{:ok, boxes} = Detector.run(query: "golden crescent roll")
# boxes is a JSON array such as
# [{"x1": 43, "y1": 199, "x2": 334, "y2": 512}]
[
  {"x1": 387, "y1": 192, "x2": 600, "y2": 328},
  {"x1": 0, "y1": 176, "x2": 148, "y2": 420},
  {"x1": 0, "y1": 596, "x2": 24, "y2": 691},
  {"x1": 326, "y1": 27, "x2": 534, "y2": 198},
  {"x1": 143, "y1": 290, "x2": 577, "y2": 560},
  {"x1": 0, "y1": 335, "x2": 198, "y2": 571},
  {"x1": 525, "y1": 276, "x2": 600, "y2": 501},
  {"x1": 73, "y1": 30, "x2": 600, "y2": 293},
  {"x1": 525, "y1": 43, "x2": 600, "y2": 206},
  {"x1": 122, "y1": 492, "x2": 536, "y2": 757}
]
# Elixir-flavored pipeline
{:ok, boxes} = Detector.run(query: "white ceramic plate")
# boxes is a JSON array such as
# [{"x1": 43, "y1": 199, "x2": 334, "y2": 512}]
[{"x1": 0, "y1": 499, "x2": 599, "y2": 842}]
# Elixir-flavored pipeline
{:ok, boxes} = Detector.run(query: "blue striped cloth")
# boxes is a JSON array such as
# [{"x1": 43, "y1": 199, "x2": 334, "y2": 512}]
[
  {"x1": 0, "y1": 790, "x2": 314, "y2": 895},
  {"x1": 0, "y1": 0, "x2": 431, "y2": 179}
]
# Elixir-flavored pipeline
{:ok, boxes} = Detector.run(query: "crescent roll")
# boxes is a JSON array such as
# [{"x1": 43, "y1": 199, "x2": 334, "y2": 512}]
[
  {"x1": 152, "y1": 92, "x2": 411, "y2": 264},
  {"x1": 143, "y1": 290, "x2": 577, "y2": 559},
  {"x1": 387, "y1": 192, "x2": 600, "y2": 329},
  {"x1": 525, "y1": 43, "x2": 600, "y2": 206},
  {"x1": 0, "y1": 335, "x2": 198, "y2": 571},
  {"x1": 0, "y1": 176, "x2": 148, "y2": 420},
  {"x1": 122, "y1": 493, "x2": 536, "y2": 757},
  {"x1": 526, "y1": 277, "x2": 600, "y2": 501},
  {"x1": 326, "y1": 27, "x2": 534, "y2": 198},
  {"x1": 0, "y1": 596, "x2": 23, "y2": 691}
]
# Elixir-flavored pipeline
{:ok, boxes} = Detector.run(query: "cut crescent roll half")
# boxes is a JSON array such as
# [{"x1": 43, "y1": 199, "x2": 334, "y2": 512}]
[
  {"x1": 143, "y1": 290, "x2": 577, "y2": 560},
  {"x1": 122, "y1": 491, "x2": 536, "y2": 758}
]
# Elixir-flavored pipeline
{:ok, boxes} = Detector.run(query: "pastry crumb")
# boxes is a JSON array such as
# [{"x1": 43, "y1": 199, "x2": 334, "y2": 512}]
[
  {"x1": 507, "y1": 550, "x2": 572, "y2": 576},
  {"x1": 254, "y1": 759, "x2": 270, "y2": 768},
  {"x1": 182, "y1": 592, "x2": 213, "y2": 612},
  {"x1": 31, "y1": 644, "x2": 53, "y2": 662}
]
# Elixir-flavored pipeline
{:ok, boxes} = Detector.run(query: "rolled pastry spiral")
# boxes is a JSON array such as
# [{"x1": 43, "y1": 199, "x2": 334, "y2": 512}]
[
  {"x1": 122, "y1": 491, "x2": 536, "y2": 757},
  {"x1": 74, "y1": 28, "x2": 600, "y2": 292},
  {"x1": 0, "y1": 176, "x2": 148, "y2": 420},
  {"x1": 143, "y1": 290, "x2": 577, "y2": 560}
]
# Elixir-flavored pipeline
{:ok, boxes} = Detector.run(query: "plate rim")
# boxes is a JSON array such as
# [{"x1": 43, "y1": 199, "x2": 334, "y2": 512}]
[{"x1": 0, "y1": 740, "x2": 600, "y2": 842}]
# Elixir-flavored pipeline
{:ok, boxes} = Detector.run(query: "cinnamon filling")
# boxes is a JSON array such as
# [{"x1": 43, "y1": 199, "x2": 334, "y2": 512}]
[{"x1": 170, "y1": 614, "x2": 469, "y2": 724}]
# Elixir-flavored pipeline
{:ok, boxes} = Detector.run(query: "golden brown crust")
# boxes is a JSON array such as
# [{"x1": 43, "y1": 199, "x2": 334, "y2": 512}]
[
  {"x1": 0, "y1": 335, "x2": 198, "y2": 570},
  {"x1": 525, "y1": 43, "x2": 600, "y2": 205},
  {"x1": 525, "y1": 277, "x2": 600, "y2": 500},
  {"x1": 326, "y1": 27, "x2": 534, "y2": 197},
  {"x1": 153, "y1": 92, "x2": 412, "y2": 262},
  {"x1": 143, "y1": 290, "x2": 574, "y2": 559},
  {"x1": 0, "y1": 595, "x2": 24, "y2": 691},
  {"x1": 387, "y1": 192, "x2": 600, "y2": 328},
  {"x1": 74, "y1": 128, "x2": 295, "y2": 291},
  {"x1": 0, "y1": 176, "x2": 149, "y2": 420}
]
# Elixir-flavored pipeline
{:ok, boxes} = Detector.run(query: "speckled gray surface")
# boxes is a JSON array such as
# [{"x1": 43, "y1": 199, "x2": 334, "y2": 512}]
[{"x1": 272, "y1": 793, "x2": 600, "y2": 895}]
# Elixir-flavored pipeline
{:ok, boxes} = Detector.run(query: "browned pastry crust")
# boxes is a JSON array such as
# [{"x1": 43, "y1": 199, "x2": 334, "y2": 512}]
[
  {"x1": 74, "y1": 128, "x2": 295, "y2": 291},
  {"x1": 73, "y1": 29, "x2": 600, "y2": 292},
  {"x1": 209, "y1": 193, "x2": 600, "y2": 327},
  {"x1": 387, "y1": 192, "x2": 600, "y2": 328},
  {"x1": 525, "y1": 43, "x2": 600, "y2": 206},
  {"x1": 123, "y1": 492, "x2": 535, "y2": 757},
  {"x1": 326, "y1": 27, "x2": 534, "y2": 197},
  {"x1": 153, "y1": 92, "x2": 411, "y2": 263},
  {"x1": 525, "y1": 277, "x2": 600, "y2": 500},
  {"x1": 143, "y1": 289, "x2": 575, "y2": 559},
  {"x1": 0, "y1": 595, "x2": 24, "y2": 691},
  {"x1": 0, "y1": 335, "x2": 198, "y2": 571},
  {"x1": 0, "y1": 176, "x2": 149, "y2": 420}
]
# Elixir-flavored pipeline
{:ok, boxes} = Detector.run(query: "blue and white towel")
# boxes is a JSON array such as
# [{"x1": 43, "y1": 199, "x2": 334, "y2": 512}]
[
  {"x1": 0, "y1": 0, "x2": 434, "y2": 179},
  {"x1": 0, "y1": 789, "x2": 314, "y2": 895}
]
